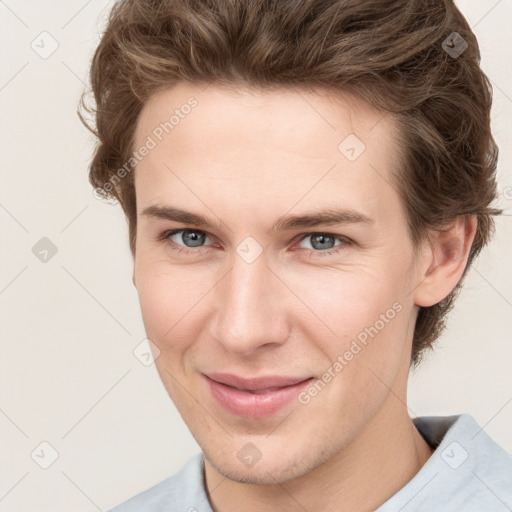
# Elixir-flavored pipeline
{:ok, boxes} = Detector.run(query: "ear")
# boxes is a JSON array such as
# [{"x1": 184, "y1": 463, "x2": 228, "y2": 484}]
[
  {"x1": 132, "y1": 266, "x2": 136, "y2": 287},
  {"x1": 413, "y1": 215, "x2": 477, "y2": 307}
]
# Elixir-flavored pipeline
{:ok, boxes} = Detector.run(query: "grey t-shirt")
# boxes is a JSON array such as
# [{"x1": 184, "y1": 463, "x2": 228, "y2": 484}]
[{"x1": 108, "y1": 414, "x2": 512, "y2": 511}]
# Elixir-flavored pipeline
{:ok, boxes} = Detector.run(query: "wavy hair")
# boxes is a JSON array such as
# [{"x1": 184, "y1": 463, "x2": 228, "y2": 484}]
[{"x1": 79, "y1": 0, "x2": 501, "y2": 366}]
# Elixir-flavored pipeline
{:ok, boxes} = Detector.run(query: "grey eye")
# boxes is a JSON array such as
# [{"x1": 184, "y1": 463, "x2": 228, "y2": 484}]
[
  {"x1": 301, "y1": 234, "x2": 337, "y2": 251},
  {"x1": 172, "y1": 229, "x2": 207, "y2": 247}
]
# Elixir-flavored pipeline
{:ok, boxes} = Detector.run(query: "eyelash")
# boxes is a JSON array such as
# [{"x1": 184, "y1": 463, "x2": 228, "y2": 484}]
[{"x1": 156, "y1": 228, "x2": 352, "y2": 258}]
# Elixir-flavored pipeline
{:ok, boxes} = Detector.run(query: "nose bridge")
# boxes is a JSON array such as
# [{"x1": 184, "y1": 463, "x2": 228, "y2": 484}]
[{"x1": 211, "y1": 251, "x2": 287, "y2": 355}]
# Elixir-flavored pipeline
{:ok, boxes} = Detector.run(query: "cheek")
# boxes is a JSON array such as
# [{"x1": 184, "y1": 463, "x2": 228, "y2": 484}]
[
  {"x1": 134, "y1": 264, "x2": 208, "y2": 403},
  {"x1": 289, "y1": 263, "x2": 411, "y2": 396},
  {"x1": 300, "y1": 297, "x2": 411, "y2": 423},
  {"x1": 134, "y1": 257, "x2": 220, "y2": 358},
  {"x1": 288, "y1": 263, "x2": 407, "y2": 344}
]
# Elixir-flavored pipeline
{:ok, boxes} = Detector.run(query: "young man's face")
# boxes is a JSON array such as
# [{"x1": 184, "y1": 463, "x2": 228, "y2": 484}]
[{"x1": 133, "y1": 83, "x2": 425, "y2": 484}]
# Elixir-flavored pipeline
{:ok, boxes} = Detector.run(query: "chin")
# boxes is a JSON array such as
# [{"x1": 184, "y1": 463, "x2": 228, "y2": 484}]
[
  {"x1": 206, "y1": 455, "x2": 298, "y2": 485},
  {"x1": 203, "y1": 442, "x2": 324, "y2": 486}
]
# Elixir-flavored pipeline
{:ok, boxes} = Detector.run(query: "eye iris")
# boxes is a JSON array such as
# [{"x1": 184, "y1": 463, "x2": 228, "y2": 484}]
[
  {"x1": 182, "y1": 230, "x2": 205, "y2": 247},
  {"x1": 311, "y1": 234, "x2": 335, "y2": 250}
]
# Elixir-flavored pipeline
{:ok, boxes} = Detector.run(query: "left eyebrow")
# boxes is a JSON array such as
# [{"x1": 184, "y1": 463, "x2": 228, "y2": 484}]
[{"x1": 270, "y1": 207, "x2": 374, "y2": 232}]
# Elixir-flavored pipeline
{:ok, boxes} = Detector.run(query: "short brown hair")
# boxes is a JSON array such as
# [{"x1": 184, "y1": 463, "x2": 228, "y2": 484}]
[{"x1": 79, "y1": 0, "x2": 501, "y2": 366}]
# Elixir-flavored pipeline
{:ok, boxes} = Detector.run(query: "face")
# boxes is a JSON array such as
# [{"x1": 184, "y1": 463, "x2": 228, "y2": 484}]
[{"x1": 132, "y1": 83, "x2": 424, "y2": 484}]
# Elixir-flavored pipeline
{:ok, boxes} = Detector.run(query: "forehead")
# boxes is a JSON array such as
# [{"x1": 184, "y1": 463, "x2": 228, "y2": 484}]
[
  {"x1": 133, "y1": 83, "x2": 404, "y2": 228},
  {"x1": 134, "y1": 82, "x2": 396, "y2": 157}
]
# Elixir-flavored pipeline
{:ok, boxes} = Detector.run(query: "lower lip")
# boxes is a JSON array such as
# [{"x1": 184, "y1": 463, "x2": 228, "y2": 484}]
[{"x1": 205, "y1": 376, "x2": 314, "y2": 419}]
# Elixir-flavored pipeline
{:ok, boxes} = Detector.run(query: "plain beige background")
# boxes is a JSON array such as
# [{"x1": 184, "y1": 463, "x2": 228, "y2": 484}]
[{"x1": 1, "y1": 0, "x2": 511, "y2": 510}]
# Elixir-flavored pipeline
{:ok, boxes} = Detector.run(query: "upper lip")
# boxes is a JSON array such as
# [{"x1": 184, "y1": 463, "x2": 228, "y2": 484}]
[{"x1": 204, "y1": 373, "x2": 313, "y2": 391}]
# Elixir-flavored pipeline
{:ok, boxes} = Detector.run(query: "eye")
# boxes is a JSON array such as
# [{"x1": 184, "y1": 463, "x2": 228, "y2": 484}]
[
  {"x1": 295, "y1": 232, "x2": 351, "y2": 256},
  {"x1": 157, "y1": 228, "x2": 351, "y2": 258},
  {"x1": 159, "y1": 228, "x2": 214, "y2": 254}
]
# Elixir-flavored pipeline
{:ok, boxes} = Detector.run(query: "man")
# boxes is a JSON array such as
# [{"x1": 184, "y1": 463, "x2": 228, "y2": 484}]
[{"x1": 80, "y1": 0, "x2": 511, "y2": 510}]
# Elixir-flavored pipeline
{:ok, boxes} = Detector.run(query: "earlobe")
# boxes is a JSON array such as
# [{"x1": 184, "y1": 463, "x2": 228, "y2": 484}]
[{"x1": 414, "y1": 215, "x2": 477, "y2": 307}]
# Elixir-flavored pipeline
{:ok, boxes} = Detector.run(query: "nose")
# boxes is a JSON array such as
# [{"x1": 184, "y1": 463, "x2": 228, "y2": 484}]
[{"x1": 209, "y1": 252, "x2": 290, "y2": 357}]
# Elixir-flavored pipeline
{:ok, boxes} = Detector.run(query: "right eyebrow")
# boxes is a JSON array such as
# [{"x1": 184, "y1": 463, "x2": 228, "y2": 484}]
[{"x1": 141, "y1": 205, "x2": 221, "y2": 230}]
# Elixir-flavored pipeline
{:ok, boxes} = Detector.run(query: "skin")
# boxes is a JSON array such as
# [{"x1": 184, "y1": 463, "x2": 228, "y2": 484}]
[{"x1": 132, "y1": 83, "x2": 476, "y2": 511}]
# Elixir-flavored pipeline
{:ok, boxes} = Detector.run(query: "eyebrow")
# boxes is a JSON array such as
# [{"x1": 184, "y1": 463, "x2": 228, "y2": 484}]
[
  {"x1": 271, "y1": 207, "x2": 373, "y2": 231},
  {"x1": 141, "y1": 205, "x2": 373, "y2": 232},
  {"x1": 141, "y1": 205, "x2": 221, "y2": 230}
]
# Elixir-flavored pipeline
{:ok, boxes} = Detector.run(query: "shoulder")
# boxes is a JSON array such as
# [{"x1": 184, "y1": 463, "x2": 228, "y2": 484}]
[
  {"x1": 378, "y1": 414, "x2": 512, "y2": 512},
  {"x1": 107, "y1": 452, "x2": 212, "y2": 512}
]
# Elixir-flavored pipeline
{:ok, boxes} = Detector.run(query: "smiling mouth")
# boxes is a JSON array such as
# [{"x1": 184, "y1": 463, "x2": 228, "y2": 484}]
[
  {"x1": 204, "y1": 374, "x2": 315, "y2": 419},
  {"x1": 204, "y1": 372, "x2": 314, "y2": 390}
]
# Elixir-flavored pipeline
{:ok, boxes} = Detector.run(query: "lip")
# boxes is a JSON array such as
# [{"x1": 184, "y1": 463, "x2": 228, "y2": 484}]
[{"x1": 204, "y1": 373, "x2": 314, "y2": 419}]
